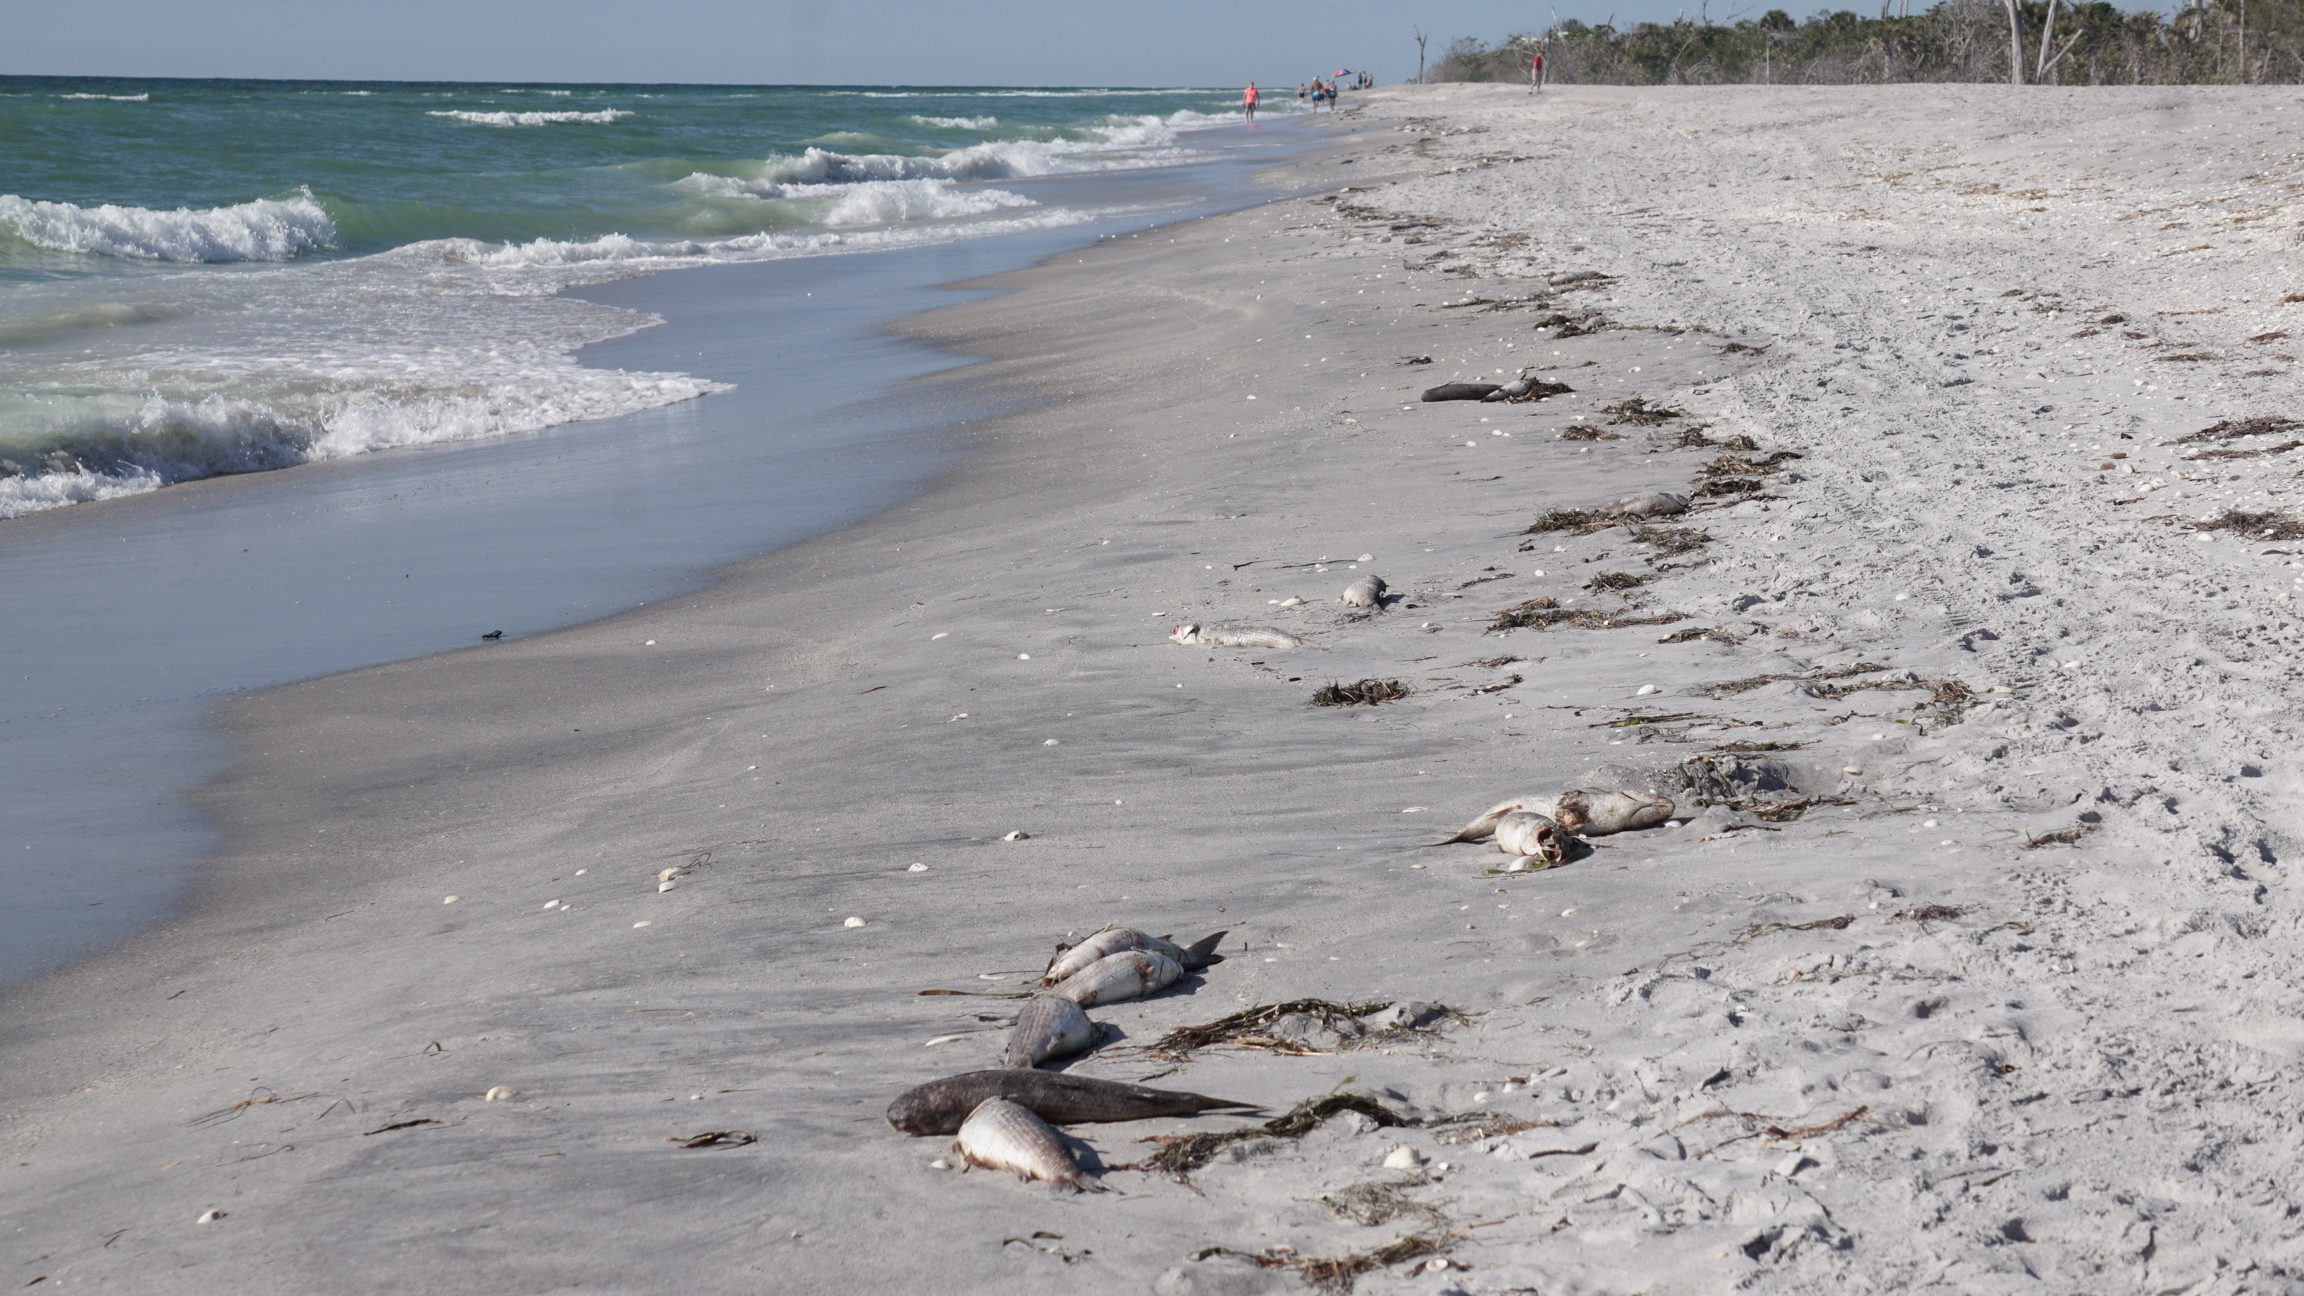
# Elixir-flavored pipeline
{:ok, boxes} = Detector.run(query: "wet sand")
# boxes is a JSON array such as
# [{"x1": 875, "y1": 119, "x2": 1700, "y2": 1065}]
[{"x1": 8, "y1": 84, "x2": 2304, "y2": 1293}]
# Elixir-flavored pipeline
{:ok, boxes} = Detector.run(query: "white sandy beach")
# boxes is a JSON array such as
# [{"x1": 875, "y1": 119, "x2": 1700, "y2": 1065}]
[{"x1": 7, "y1": 83, "x2": 2304, "y2": 1293}]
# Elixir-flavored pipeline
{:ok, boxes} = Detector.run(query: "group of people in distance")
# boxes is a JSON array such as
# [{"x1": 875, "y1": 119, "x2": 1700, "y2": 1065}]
[{"x1": 1240, "y1": 69, "x2": 1372, "y2": 119}]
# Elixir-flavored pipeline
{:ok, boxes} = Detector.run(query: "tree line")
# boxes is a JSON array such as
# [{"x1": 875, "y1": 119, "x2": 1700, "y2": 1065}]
[{"x1": 1427, "y1": 0, "x2": 2303, "y2": 86}]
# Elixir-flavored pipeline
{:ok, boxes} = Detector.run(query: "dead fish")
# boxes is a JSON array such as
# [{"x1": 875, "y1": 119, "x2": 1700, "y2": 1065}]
[
  {"x1": 887, "y1": 1069, "x2": 1259, "y2": 1135},
  {"x1": 1004, "y1": 995, "x2": 1098, "y2": 1069},
  {"x1": 1426, "y1": 794, "x2": 1549, "y2": 846},
  {"x1": 1610, "y1": 492, "x2": 1691, "y2": 519},
  {"x1": 1421, "y1": 381, "x2": 1502, "y2": 402},
  {"x1": 1481, "y1": 378, "x2": 1530, "y2": 402},
  {"x1": 1495, "y1": 811, "x2": 1569, "y2": 865},
  {"x1": 1341, "y1": 575, "x2": 1387, "y2": 609},
  {"x1": 1170, "y1": 622, "x2": 1304, "y2": 650},
  {"x1": 1554, "y1": 789, "x2": 1675, "y2": 836},
  {"x1": 955, "y1": 1097, "x2": 1102, "y2": 1192},
  {"x1": 1041, "y1": 928, "x2": 1226, "y2": 987},
  {"x1": 1047, "y1": 949, "x2": 1185, "y2": 1007}
]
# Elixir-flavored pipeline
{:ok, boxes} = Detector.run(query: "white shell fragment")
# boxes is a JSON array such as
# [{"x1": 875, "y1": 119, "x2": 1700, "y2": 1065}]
[
  {"x1": 196, "y1": 1210, "x2": 225, "y2": 1224},
  {"x1": 1002, "y1": 830, "x2": 1029, "y2": 841},
  {"x1": 843, "y1": 916, "x2": 866, "y2": 928},
  {"x1": 484, "y1": 1086, "x2": 515, "y2": 1102},
  {"x1": 1383, "y1": 1145, "x2": 1426, "y2": 1169},
  {"x1": 1341, "y1": 575, "x2": 1388, "y2": 609}
]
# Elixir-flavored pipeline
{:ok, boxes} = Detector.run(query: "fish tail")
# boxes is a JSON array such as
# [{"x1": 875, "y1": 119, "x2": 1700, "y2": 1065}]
[{"x1": 1184, "y1": 931, "x2": 1228, "y2": 968}]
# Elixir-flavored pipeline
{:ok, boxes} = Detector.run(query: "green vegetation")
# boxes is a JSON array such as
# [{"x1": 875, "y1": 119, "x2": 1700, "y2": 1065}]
[{"x1": 1429, "y1": 0, "x2": 2303, "y2": 86}]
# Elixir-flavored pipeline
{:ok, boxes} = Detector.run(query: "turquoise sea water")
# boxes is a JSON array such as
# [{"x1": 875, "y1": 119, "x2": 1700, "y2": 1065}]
[{"x1": 0, "y1": 77, "x2": 1253, "y2": 516}]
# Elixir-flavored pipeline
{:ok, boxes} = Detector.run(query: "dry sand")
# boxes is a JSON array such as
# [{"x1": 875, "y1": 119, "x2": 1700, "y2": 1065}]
[{"x1": 8, "y1": 84, "x2": 2304, "y2": 1294}]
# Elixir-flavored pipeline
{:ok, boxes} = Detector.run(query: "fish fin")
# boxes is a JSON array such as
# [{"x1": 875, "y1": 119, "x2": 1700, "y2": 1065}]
[{"x1": 1183, "y1": 931, "x2": 1228, "y2": 968}]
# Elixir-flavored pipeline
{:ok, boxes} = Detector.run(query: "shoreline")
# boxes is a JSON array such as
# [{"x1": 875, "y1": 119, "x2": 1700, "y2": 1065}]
[
  {"x1": 0, "y1": 120, "x2": 1312, "y2": 990},
  {"x1": 8, "y1": 83, "x2": 2303, "y2": 1292}
]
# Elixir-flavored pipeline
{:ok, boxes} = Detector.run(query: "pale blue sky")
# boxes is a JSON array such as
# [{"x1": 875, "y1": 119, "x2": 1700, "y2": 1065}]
[{"x1": 12, "y1": 0, "x2": 1853, "y2": 86}]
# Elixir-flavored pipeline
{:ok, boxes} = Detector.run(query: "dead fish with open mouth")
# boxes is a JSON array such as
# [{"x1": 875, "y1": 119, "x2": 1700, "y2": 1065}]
[
  {"x1": 1047, "y1": 949, "x2": 1186, "y2": 1007},
  {"x1": 1426, "y1": 794, "x2": 1550, "y2": 846},
  {"x1": 955, "y1": 1097, "x2": 1104, "y2": 1193},
  {"x1": 1554, "y1": 789, "x2": 1674, "y2": 836},
  {"x1": 1041, "y1": 928, "x2": 1226, "y2": 987},
  {"x1": 1169, "y1": 622, "x2": 1304, "y2": 650},
  {"x1": 1004, "y1": 995, "x2": 1099, "y2": 1069},
  {"x1": 888, "y1": 1069, "x2": 1258, "y2": 1135},
  {"x1": 1494, "y1": 811, "x2": 1570, "y2": 868}
]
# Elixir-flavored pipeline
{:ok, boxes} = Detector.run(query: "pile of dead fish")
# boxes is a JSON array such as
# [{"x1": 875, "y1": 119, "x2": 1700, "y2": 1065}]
[
  {"x1": 888, "y1": 925, "x2": 1252, "y2": 1192},
  {"x1": 1426, "y1": 787, "x2": 1675, "y2": 869}
]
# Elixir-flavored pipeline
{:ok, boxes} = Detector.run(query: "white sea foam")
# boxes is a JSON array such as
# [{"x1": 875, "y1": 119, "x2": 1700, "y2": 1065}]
[
  {"x1": 907, "y1": 114, "x2": 998, "y2": 130},
  {"x1": 429, "y1": 108, "x2": 632, "y2": 127},
  {"x1": 0, "y1": 190, "x2": 337, "y2": 263},
  {"x1": 58, "y1": 92, "x2": 149, "y2": 102},
  {"x1": 806, "y1": 179, "x2": 1036, "y2": 226}
]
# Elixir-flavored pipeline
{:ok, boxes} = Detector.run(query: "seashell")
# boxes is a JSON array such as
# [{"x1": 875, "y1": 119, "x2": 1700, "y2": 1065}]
[
  {"x1": 1341, "y1": 575, "x2": 1387, "y2": 609},
  {"x1": 196, "y1": 1210, "x2": 224, "y2": 1224},
  {"x1": 843, "y1": 916, "x2": 866, "y2": 928},
  {"x1": 484, "y1": 1086, "x2": 515, "y2": 1102},
  {"x1": 1003, "y1": 830, "x2": 1029, "y2": 841}
]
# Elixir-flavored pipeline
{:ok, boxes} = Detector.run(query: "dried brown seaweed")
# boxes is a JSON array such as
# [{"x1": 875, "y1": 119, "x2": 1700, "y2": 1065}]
[
  {"x1": 1148, "y1": 1000, "x2": 1394, "y2": 1061},
  {"x1": 2024, "y1": 820, "x2": 2099, "y2": 849},
  {"x1": 1191, "y1": 1233, "x2": 1458, "y2": 1294},
  {"x1": 2186, "y1": 510, "x2": 2304, "y2": 541},
  {"x1": 1558, "y1": 424, "x2": 1621, "y2": 442},
  {"x1": 1584, "y1": 570, "x2": 1650, "y2": 593},
  {"x1": 1490, "y1": 605, "x2": 1683, "y2": 633},
  {"x1": 1704, "y1": 661, "x2": 1890, "y2": 697},
  {"x1": 1694, "y1": 476, "x2": 1764, "y2": 499},
  {"x1": 1521, "y1": 508, "x2": 1613, "y2": 536},
  {"x1": 1603, "y1": 397, "x2": 1685, "y2": 426},
  {"x1": 1313, "y1": 679, "x2": 1413, "y2": 707},
  {"x1": 1132, "y1": 1093, "x2": 1408, "y2": 1180},
  {"x1": 1635, "y1": 526, "x2": 1712, "y2": 557}
]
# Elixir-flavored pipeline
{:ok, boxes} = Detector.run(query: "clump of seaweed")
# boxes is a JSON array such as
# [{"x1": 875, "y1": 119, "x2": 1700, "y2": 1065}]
[
  {"x1": 1635, "y1": 525, "x2": 1712, "y2": 557},
  {"x1": 2025, "y1": 820, "x2": 2099, "y2": 849},
  {"x1": 1694, "y1": 477, "x2": 1764, "y2": 499},
  {"x1": 1522, "y1": 508, "x2": 1613, "y2": 536},
  {"x1": 2169, "y1": 416, "x2": 2304, "y2": 445},
  {"x1": 1718, "y1": 340, "x2": 1771, "y2": 355},
  {"x1": 1703, "y1": 451, "x2": 1803, "y2": 477},
  {"x1": 1603, "y1": 397, "x2": 1685, "y2": 426},
  {"x1": 1323, "y1": 1179, "x2": 1449, "y2": 1228},
  {"x1": 1585, "y1": 570, "x2": 1650, "y2": 594},
  {"x1": 1704, "y1": 661, "x2": 1890, "y2": 698},
  {"x1": 1148, "y1": 1000, "x2": 1394, "y2": 1061},
  {"x1": 1491, "y1": 603, "x2": 1682, "y2": 633},
  {"x1": 1674, "y1": 426, "x2": 1758, "y2": 450},
  {"x1": 1191, "y1": 1233, "x2": 1458, "y2": 1294},
  {"x1": 1658, "y1": 625, "x2": 1738, "y2": 645},
  {"x1": 1894, "y1": 904, "x2": 1966, "y2": 924},
  {"x1": 2186, "y1": 510, "x2": 2304, "y2": 541},
  {"x1": 1313, "y1": 679, "x2": 1412, "y2": 707},
  {"x1": 1133, "y1": 1093, "x2": 1408, "y2": 1181},
  {"x1": 1559, "y1": 424, "x2": 1620, "y2": 442},
  {"x1": 1710, "y1": 739, "x2": 1808, "y2": 753}
]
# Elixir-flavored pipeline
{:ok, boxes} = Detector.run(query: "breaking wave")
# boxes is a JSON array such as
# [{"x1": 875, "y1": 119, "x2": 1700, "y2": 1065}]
[
  {"x1": 429, "y1": 108, "x2": 632, "y2": 127},
  {"x1": 0, "y1": 190, "x2": 337, "y2": 263}
]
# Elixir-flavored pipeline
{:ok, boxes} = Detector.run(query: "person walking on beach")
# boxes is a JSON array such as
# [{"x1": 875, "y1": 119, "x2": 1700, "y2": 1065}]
[
  {"x1": 1243, "y1": 81, "x2": 1259, "y2": 119},
  {"x1": 1529, "y1": 47, "x2": 1547, "y2": 93}
]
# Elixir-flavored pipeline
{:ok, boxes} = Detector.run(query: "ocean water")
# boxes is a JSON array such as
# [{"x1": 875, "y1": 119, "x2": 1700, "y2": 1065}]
[
  {"x1": 0, "y1": 77, "x2": 1258, "y2": 517},
  {"x1": 0, "y1": 76, "x2": 1313, "y2": 991}
]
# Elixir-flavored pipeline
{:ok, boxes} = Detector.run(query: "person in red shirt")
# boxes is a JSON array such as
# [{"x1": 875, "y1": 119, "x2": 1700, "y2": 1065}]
[
  {"x1": 1530, "y1": 48, "x2": 1547, "y2": 93},
  {"x1": 1243, "y1": 82, "x2": 1259, "y2": 119}
]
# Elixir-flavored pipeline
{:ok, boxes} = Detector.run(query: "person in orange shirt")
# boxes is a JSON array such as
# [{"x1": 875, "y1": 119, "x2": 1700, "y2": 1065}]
[{"x1": 1243, "y1": 82, "x2": 1259, "y2": 119}]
